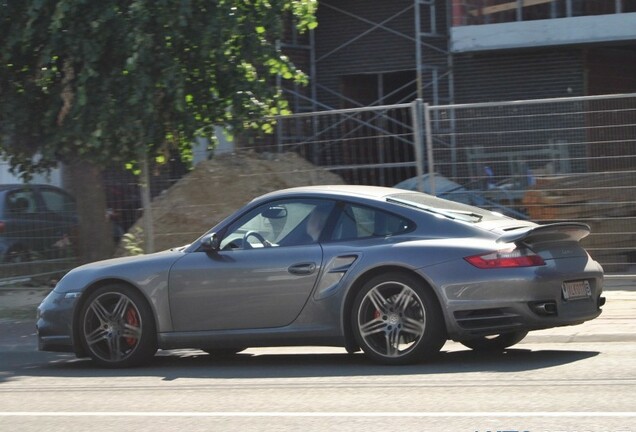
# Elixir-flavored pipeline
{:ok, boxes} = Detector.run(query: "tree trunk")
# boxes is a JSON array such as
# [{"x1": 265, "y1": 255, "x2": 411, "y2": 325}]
[
  {"x1": 139, "y1": 150, "x2": 155, "y2": 254},
  {"x1": 63, "y1": 160, "x2": 114, "y2": 263}
]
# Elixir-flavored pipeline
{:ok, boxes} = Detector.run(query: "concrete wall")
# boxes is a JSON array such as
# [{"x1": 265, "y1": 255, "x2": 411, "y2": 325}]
[
  {"x1": 0, "y1": 158, "x2": 62, "y2": 187},
  {"x1": 451, "y1": 13, "x2": 636, "y2": 53}
]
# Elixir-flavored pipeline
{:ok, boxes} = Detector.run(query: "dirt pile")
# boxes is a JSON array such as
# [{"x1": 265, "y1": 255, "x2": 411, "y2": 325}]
[{"x1": 124, "y1": 152, "x2": 344, "y2": 253}]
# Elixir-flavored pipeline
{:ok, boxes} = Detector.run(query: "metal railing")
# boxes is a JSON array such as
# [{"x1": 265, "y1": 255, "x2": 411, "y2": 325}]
[
  {"x1": 257, "y1": 103, "x2": 420, "y2": 187},
  {"x1": 425, "y1": 93, "x2": 636, "y2": 272},
  {"x1": 258, "y1": 93, "x2": 636, "y2": 272},
  {"x1": 451, "y1": 0, "x2": 634, "y2": 26}
]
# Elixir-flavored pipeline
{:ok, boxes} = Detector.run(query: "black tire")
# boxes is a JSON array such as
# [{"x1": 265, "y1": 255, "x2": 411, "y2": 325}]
[
  {"x1": 351, "y1": 272, "x2": 446, "y2": 365},
  {"x1": 78, "y1": 284, "x2": 157, "y2": 368},
  {"x1": 459, "y1": 330, "x2": 528, "y2": 352}
]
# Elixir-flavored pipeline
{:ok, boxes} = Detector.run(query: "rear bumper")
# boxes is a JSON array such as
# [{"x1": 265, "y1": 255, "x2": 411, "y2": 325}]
[
  {"x1": 450, "y1": 294, "x2": 604, "y2": 339},
  {"x1": 421, "y1": 256, "x2": 605, "y2": 340}
]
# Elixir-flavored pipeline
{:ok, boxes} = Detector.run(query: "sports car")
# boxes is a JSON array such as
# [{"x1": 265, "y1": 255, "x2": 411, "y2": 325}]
[{"x1": 37, "y1": 185, "x2": 605, "y2": 367}]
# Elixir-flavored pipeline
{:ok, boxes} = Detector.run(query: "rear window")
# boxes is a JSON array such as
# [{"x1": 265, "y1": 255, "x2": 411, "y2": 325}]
[
  {"x1": 330, "y1": 203, "x2": 414, "y2": 241},
  {"x1": 40, "y1": 189, "x2": 76, "y2": 216},
  {"x1": 5, "y1": 190, "x2": 37, "y2": 215},
  {"x1": 387, "y1": 192, "x2": 508, "y2": 223}
]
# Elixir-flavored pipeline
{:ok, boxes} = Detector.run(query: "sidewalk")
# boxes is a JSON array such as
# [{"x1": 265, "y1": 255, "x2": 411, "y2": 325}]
[
  {"x1": 0, "y1": 286, "x2": 52, "y2": 321},
  {"x1": 603, "y1": 274, "x2": 636, "y2": 291}
]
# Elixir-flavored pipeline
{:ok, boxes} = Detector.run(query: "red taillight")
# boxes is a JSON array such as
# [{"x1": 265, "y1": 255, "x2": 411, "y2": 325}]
[
  {"x1": 465, "y1": 248, "x2": 545, "y2": 269},
  {"x1": 0, "y1": 221, "x2": 4, "y2": 233}
]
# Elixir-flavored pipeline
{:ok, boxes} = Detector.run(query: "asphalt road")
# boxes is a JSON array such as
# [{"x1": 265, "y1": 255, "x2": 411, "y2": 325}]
[{"x1": 1, "y1": 283, "x2": 635, "y2": 432}]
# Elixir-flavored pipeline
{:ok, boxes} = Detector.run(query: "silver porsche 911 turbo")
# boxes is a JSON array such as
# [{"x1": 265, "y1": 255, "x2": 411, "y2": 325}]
[{"x1": 37, "y1": 185, "x2": 605, "y2": 367}]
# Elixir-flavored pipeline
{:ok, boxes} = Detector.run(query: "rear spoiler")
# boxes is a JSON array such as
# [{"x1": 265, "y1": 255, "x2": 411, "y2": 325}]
[{"x1": 497, "y1": 222, "x2": 591, "y2": 245}]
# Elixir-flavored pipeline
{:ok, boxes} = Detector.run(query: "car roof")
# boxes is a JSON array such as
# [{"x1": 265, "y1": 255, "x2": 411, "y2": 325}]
[
  {"x1": 254, "y1": 184, "x2": 510, "y2": 223},
  {"x1": 258, "y1": 185, "x2": 402, "y2": 201},
  {"x1": 0, "y1": 183, "x2": 57, "y2": 191},
  {"x1": 0, "y1": 184, "x2": 72, "y2": 201}
]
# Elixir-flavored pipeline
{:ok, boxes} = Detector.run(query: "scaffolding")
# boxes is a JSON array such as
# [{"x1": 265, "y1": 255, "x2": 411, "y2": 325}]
[
  {"x1": 277, "y1": 0, "x2": 454, "y2": 170},
  {"x1": 282, "y1": 0, "x2": 453, "y2": 109}
]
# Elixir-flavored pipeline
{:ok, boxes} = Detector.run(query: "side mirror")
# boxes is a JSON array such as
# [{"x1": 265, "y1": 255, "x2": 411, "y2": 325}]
[{"x1": 200, "y1": 232, "x2": 220, "y2": 252}]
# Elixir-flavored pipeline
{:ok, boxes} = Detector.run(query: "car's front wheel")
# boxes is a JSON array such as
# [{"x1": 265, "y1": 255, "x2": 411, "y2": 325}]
[
  {"x1": 79, "y1": 285, "x2": 157, "y2": 368},
  {"x1": 459, "y1": 330, "x2": 528, "y2": 352},
  {"x1": 351, "y1": 272, "x2": 446, "y2": 365}
]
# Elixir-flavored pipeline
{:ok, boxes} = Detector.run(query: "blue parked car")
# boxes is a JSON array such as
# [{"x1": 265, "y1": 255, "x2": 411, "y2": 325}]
[{"x1": 0, "y1": 184, "x2": 77, "y2": 263}]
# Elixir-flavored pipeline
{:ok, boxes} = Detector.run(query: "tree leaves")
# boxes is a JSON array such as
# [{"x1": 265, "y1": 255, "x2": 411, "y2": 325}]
[{"x1": 0, "y1": 0, "x2": 317, "y2": 176}]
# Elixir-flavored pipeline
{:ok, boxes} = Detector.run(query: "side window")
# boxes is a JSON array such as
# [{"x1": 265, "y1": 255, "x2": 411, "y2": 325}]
[
  {"x1": 331, "y1": 203, "x2": 413, "y2": 241},
  {"x1": 220, "y1": 199, "x2": 335, "y2": 250},
  {"x1": 6, "y1": 190, "x2": 37, "y2": 215},
  {"x1": 40, "y1": 189, "x2": 76, "y2": 216}
]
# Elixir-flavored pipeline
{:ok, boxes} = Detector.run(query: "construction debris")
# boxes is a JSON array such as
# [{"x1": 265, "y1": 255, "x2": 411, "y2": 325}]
[
  {"x1": 523, "y1": 172, "x2": 636, "y2": 271},
  {"x1": 122, "y1": 152, "x2": 344, "y2": 254}
]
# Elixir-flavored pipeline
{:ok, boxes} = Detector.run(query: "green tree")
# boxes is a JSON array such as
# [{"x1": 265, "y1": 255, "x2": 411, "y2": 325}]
[{"x1": 0, "y1": 0, "x2": 317, "y2": 262}]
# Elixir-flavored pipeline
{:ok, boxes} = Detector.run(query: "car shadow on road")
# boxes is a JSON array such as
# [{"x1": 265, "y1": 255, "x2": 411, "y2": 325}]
[{"x1": 0, "y1": 344, "x2": 600, "y2": 383}]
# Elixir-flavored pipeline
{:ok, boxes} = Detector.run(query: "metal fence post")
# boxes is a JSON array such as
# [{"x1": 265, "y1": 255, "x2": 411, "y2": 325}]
[
  {"x1": 411, "y1": 99, "x2": 425, "y2": 193},
  {"x1": 424, "y1": 102, "x2": 436, "y2": 196}
]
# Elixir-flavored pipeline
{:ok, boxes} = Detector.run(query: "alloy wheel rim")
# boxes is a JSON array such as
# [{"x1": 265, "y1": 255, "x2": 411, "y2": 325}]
[
  {"x1": 83, "y1": 292, "x2": 142, "y2": 363},
  {"x1": 357, "y1": 282, "x2": 426, "y2": 358}
]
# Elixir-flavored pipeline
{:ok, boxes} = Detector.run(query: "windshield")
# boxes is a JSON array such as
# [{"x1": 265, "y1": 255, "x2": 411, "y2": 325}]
[{"x1": 387, "y1": 192, "x2": 509, "y2": 223}]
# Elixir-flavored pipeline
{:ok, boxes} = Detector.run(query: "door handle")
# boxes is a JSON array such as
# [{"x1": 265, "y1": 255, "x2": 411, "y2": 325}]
[{"x1": 288, "y1": 262, "x2": 316, "y2": 275}]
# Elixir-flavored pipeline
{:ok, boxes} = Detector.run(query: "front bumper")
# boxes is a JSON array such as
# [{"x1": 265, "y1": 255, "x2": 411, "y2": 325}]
[{"x1": 36, "y1": 290, "x2": 79, "y2": 353}]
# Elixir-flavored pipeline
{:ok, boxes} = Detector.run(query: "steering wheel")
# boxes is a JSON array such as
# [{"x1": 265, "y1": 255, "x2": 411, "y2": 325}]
[{"x1": 242, "y1": 231, "x2": 270, "y2": 249}]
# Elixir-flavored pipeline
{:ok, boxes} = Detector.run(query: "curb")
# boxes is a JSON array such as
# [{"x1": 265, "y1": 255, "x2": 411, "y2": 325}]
[
  {"x1": 604, "y1": 275, "x2": 636, "y2": 291},
  {"x1": 523, "y1": 333, "x2": 636, "y2": 343}
]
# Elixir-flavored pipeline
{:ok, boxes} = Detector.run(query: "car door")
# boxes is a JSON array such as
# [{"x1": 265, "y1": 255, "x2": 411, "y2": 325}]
[
  {"x1": 36, "y1": 186, "x2": 78, "y2": 258},
  {"x1": 168, "y1": 198, "x2": 336, "y2": 332}
]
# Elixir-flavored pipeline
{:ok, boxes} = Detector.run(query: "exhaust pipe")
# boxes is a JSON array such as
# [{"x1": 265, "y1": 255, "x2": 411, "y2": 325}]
[
  {"x1": 598, "y1": 296, "x2": 606, "y2": 308},
  {"x1": 531, "y1": 301, "x2": 558, "y2": 316}
]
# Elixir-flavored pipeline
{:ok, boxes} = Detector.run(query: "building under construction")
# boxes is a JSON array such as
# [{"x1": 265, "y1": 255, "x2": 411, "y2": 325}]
[
  {"x1": 269, "y1": 1, "x2": 636, "y2": 180},
  {"x1": 283, "y1": 0, "x2": 636, "y2": 111}
]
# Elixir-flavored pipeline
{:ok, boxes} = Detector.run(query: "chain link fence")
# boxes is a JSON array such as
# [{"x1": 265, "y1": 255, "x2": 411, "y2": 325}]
[
  {"x1": 1, "y1": 93, "x2": 635, "y2": 283},
  {"x1": 427, "y1": 94, "x2": 636, "y2": 272},
  {"x1": 244, "y1": 103, "x2": 420, "y2": 187},
  {"x1": 259, "y1": 93, "x2": 636, "y2": 272}
]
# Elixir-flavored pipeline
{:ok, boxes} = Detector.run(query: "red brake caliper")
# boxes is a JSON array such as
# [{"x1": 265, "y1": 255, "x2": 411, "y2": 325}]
[
  {"x1": 373, "y1": 310, "x2": 381, "y2": 320},
  {"x1": 125, "y1": 308, "x2": 139, "y2": 347}
]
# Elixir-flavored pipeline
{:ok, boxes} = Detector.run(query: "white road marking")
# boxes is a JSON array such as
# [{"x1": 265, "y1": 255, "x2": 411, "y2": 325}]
[{"x1": 1, "y1": 412, "x2": 635, "y2": 418}]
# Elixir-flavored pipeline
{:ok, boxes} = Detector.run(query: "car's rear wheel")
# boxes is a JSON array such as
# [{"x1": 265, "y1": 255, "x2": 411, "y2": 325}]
[
  {"x1": 459, "y1": 330, "x2": 528, "y2": 352},
  {"x1": 351, "y1": 272, "x2": 445, "y2": 365},
  {"x1": 79, "y1": 285, "x2": 157, "y2": 368}
]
